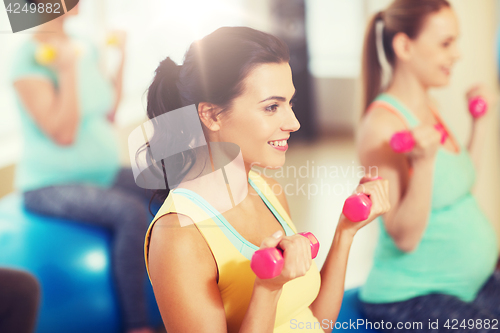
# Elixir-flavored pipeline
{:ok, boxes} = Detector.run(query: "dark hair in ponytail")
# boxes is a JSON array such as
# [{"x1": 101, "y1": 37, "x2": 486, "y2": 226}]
[
  {"x1": 141, "y1": 27, "x2": 290, "y2": 213},
  {"x1": 362, "y1": 0, "x2": 451, "y2": 113}
]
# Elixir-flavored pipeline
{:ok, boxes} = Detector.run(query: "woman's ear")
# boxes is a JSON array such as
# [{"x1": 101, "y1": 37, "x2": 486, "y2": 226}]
[
  {"x1": 392, "y1": 32, "x2": 412, "y2": 61},
  {"x1": 198, "y1": 102, "x2": 222, "y2": 131}
]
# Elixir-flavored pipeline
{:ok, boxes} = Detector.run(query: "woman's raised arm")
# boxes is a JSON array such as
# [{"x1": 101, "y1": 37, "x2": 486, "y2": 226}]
[
  {"x1": 13, "y1": 40, "x2": 80, "y2": 145},
  {"x1": 357, "y1": 107, "x2": 438, "y2": 252}
]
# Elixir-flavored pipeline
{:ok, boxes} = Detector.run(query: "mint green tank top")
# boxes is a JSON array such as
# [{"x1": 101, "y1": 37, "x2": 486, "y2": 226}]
[
  {"x1": 10, "y1": 38, "x2": 121, "y2": 192},
  {"x1": 360, "y1": 93, "x2": 498, "y2": 303}
]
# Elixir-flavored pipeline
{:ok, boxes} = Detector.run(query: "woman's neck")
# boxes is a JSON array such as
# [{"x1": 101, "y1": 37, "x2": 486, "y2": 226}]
[
  {"x1": 173, "y1": 143, "x2": 251, "y2": 213},
  {"x1": 385, "y1": 65, "x2": 433, "y2": 121}
]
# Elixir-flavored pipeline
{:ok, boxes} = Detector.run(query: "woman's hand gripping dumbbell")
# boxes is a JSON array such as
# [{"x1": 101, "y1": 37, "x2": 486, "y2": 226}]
[
  {"x1": 35, "y1": 41, "x2": 77, "y2": 69},
  {"x1": 342, "y1": 177, "x2": 392, "y2": 222},
  {"x1": 342, "y1": 176, "x2": 382, "y2": 222},
  {"x1": 251, "y1": 232, "x2": 319, "y2": 280},
  {"x1": 466, "y1": 84, "x2": 489, "y2": 119},
  {"x1": 390, "y1": 124, "x2": 447, "y2": 154},
  {"x1": 468, "y1": 96, "x2": 487, "y2": 118},
  {"x1": 340, "y1": 176, "x2": 390, "y2": 227}
]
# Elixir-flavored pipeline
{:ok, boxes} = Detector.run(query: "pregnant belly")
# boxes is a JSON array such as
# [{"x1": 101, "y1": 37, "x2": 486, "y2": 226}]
[{"x1": 421, "y1": 195, "x2": 498, "y2": 283}]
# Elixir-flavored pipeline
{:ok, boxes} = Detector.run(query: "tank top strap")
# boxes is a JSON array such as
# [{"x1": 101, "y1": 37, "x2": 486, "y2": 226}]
[
  {"x1": 248, "y1": 170, "x2": 297, "y2": 235},
  {"x1": 371, "y1": 93, "x2": 420, "y2": 128}
]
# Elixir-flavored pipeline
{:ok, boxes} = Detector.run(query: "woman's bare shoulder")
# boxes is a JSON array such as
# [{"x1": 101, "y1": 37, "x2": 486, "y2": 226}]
[
  {"x1": 357, "y1": 106, "x2": 407, "y2": 153},
  {"x1": 148, "y1": 213, "x2": 218, "y2": 281},
  {"x1": 147, "y1": 213, "x2": 227, "y2": 332}
]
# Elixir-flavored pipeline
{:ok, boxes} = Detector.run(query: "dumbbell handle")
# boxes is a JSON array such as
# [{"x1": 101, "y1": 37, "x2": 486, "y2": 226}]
[
  {"x1": 250, "y1": 232, "x2": 319, "y2": 280},
  {"x1": 469, "y1": 96, "x2": 487, "y2": 118},
  {"x1": 390, "y1": 131, "x2": 415, "y2": 154},
  {"x1": 342, "y1": 176, "x2": 382, "y2": 222}
]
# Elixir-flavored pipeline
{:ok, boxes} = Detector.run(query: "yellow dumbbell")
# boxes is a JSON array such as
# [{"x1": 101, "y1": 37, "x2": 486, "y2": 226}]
[
  {"x1": 35, "y1": 44, "x2": 57, "y2": 66},
  {"x1": 106, "y1": 34, "x2": 119, "y2": 46}
]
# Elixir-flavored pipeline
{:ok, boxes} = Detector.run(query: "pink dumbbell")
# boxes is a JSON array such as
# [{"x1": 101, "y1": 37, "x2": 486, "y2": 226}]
[
  {"x1": 342, "y1": 176, "x2": 382, "y2": 222},
  {"x1": 390, "y1": 131, "x2": 415, "y2": 153},
  {"x1": 250, "y1": 232, "x2": 319, "y2": 279},
  {"x1": 390, "y1": 123, "x2": 448, "y2": 153},
  {"x1": 469, "y1": 96, "x2": 487, "y2": 118}
]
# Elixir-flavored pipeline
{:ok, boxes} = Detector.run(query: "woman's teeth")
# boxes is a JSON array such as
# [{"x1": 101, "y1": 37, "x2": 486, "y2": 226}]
[{"x1": 268, "y1": 140, "x2": 287, "y2": 147}]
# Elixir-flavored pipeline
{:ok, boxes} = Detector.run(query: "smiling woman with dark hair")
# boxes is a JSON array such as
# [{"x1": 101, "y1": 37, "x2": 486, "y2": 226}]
[{"x1": 144, "y1": 26, "x2": 391, "y2": 333}]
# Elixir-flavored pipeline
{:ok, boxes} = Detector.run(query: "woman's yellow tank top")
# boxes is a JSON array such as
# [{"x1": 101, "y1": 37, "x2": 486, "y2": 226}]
[{"x1": 144, "y1": 170, "x2": 324, "y2": 332}]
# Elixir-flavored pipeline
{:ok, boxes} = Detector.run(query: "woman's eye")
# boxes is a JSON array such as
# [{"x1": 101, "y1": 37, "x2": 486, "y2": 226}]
[
  {"x1": 265, "y1": 104, "x2": 279, "y2": 113},
  {"x1": 442, "y1": 42, "x2": 451, "y2": 48}
]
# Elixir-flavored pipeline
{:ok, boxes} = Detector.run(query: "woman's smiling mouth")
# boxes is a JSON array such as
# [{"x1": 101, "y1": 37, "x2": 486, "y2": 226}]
[{"x1": 268, "y1": 139, "x2": 288, "y2": 151}]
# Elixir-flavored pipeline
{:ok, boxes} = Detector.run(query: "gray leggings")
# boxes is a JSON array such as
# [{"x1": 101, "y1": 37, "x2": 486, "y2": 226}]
[
  {"x1": 361, "y1": 270, "x2": 500, "y2": 332},
  {"x1": 0, "y1": 268, "x2": 40, "y2": 333},
  {"x1": 23, "y1": 168, "x2": 160, "y2": 330}
]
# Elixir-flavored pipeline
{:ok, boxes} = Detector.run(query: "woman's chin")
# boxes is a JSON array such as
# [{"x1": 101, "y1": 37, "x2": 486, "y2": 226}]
[
  {"x1": 268, "y1": 156, "x2": 286, "y2": 169},
  {"x1": 427, "y1": 80, "x2": 449, "y2": 89},
  {"x1": 432, "y1": 74, "x2": 451, "y2": 87}
]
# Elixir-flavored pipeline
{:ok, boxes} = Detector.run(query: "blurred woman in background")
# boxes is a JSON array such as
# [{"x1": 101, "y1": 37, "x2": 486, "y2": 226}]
[
  {"x1": 11, "y1": 2, "x2": 155, "y2": 332},
  {"x1": 357, "y1": 0, "x2": 500, "y2": 331}
]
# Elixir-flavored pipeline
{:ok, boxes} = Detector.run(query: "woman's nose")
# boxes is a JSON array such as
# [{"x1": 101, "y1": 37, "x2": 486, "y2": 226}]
[{"x1": 282, "y1": 107, "x2": 301, "y2": 132}]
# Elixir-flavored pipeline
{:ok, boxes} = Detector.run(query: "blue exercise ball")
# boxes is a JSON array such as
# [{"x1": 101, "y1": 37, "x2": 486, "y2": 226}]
[
  {"x1": 333, "y1": 288, "x2": 379, "y2": 332},
  {"x1": 0, "y1": 193, "x2": 162, "y2": 333}
]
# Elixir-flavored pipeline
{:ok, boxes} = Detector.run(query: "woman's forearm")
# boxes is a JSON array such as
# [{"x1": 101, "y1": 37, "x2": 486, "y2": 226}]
[
  {"x1": 385, "y1": 159, "x2": 434, "y2": 252},
  {"x1": 51, "y1": 65, "x2": 80, "y2": 144},
  {"x1": 309, "y1": 226, "x2": 354, "y2": 332},
  {"x1": 239, "y1": 282, "x2": 283, "y2": 333},
  {"x1": 467, "y1": 118, "x2": 488, "y2": 171},
  {"x1": 111, "y1": 52, "x2": 125, "y2": 114}
]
